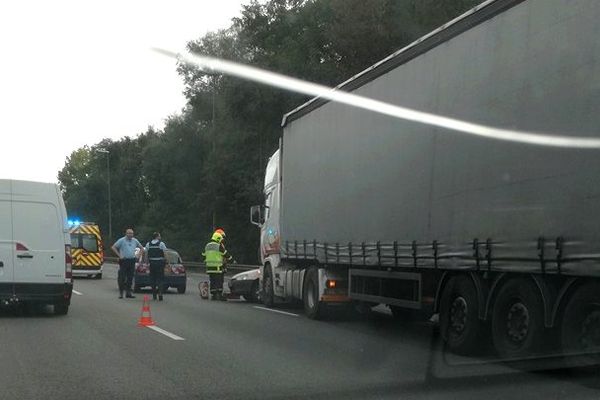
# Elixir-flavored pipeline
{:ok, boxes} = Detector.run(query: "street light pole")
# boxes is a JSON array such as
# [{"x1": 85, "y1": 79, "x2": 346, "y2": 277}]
[{"x1": 96, "y1": 148, "x2": 112, "y2": 243}]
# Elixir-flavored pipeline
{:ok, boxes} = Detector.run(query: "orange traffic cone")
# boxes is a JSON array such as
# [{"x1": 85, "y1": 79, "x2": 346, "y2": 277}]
[{"x1": 138, "y1": 295, "x2": 155, "y2": 326}]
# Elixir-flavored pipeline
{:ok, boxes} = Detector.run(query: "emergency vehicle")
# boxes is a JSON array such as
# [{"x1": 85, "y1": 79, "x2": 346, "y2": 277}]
[{"x1": 68, "y1": 220, "x2": 103, "y2": 279}]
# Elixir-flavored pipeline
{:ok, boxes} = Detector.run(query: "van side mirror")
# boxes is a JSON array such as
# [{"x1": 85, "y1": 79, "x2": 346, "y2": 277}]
[{"x1": 250, "y1": 205, "x2": 265, "y2": 226}]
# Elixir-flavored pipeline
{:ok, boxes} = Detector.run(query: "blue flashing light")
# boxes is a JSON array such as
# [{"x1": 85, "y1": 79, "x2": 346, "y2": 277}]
[
  {"x1": 67, "y1": 220, "x2": 73, "y2": 226},
  {"x1": 74, "y1": 220, "x2": 81, "y2": 226}
]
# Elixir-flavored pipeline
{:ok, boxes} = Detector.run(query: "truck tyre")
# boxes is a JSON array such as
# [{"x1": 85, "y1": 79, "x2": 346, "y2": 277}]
[
  {"x1": 262, "y1": 267, "x2": 275, "y2": 307},
  {"x1": 303, "y1": 268, "x2": 326, "y2": 320},
  {"x1": 54, "y1": 302, "x2": 69, "y2": 316},
  {"x1": 439, "y1": 275, "x2": 483, "y2": 354},
  {"x1": 560, "y1": 281, "x2": 600, "y2": 368},
  {"x1": 244, "y1": 280, "x2": 260, "y2": 303},
  {"x1": 492, "y1": 278, "x2": 544, "y2": 359}
]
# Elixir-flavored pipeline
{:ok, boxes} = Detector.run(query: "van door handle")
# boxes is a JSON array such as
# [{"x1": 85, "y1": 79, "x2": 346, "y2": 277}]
[{"x1": 17, "y1": 254, "x2": 33, "y2": 259}]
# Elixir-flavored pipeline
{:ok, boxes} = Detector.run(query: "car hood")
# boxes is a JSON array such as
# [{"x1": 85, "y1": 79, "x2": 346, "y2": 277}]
[{"x1": 231, "y1": 269, "x2": 260, "y2": 280}]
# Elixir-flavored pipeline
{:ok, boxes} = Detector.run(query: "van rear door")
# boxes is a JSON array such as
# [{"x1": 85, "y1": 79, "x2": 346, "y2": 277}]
[
  {"x1": 0, "y1": 180, "x2": 14, "y2": 298},
  {"x1": 11, "y1": 181, "x2": 64, "y2": 285}
]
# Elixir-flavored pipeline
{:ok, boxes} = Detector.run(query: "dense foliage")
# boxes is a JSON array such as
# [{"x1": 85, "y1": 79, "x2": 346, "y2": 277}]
[{"x1": 59, "y1": 0, "x2": 479, "y2": 262}]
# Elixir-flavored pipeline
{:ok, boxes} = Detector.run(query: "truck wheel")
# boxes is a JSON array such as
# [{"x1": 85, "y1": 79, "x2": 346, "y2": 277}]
[
  {"x1": 244, "y1": 281, "x2": 260, "y2": 303},
  {"x1": 439, "y1": 275, "x2": 483, "y2": 354},
  {"x1": 560, "y1": 281, "x2": 600, "y2": 368},
  {"x1": 492, "y1": 278, "x2": 544, "y2": 359},
  {"x1": 303, "y1": 268, "x2": 326, "y2": 320},
  {"x1": 262, "y1": 268, "x2": 275, "y2": 307},
  {"x1": 54, "y1": 302, "x2": 69, "y2": 316}
]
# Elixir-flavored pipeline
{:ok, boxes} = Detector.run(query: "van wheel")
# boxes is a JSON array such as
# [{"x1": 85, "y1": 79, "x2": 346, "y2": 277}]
[
  {"x1": 95, "y1": 273, "x2": 102, "y2": 279},
  {"x1": 561, "y1": 282, "x2": 600, "y2": 368},
  {"x1": 54, "y1": 303, "x2": 69, "y2": 316},
  {"x1": 439, "y1": 275, "x2": 483, "y2": 354},
  {"x1": 304, "y1": 268, "x2": 326, "y2": 320},
  {"x1": 492, "y1": 278, "x2": 544, "y2": 359},
  {"x1": 177, "y1": 285, "x2": 186, "y2": 294}
]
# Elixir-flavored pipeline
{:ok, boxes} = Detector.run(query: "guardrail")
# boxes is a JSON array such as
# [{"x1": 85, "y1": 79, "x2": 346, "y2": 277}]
[{"x1": 104, "y1": 257, "x2": 259, "y2": 274}]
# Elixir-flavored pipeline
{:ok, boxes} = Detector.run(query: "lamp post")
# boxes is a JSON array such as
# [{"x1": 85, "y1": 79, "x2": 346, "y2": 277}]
[{"x1": 95, "y1": 148, "x2": 112, "y2": 243}]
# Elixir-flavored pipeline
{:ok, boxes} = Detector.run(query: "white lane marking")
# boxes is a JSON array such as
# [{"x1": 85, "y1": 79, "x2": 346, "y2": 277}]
[
  {"x1": 146, "y1": 325, "x2": 185, "y2": 341},
  {"x1": 253, "y1": 306, "x2": 299, "y2": 317},
  {"x1": 72, "y1": 290, "x2": 83, "y2": 296}
]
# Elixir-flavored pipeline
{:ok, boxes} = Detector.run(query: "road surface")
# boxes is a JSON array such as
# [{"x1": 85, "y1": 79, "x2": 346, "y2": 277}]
[{"x1": 0, "y1": 264, "x2": 598, "y2": 399}]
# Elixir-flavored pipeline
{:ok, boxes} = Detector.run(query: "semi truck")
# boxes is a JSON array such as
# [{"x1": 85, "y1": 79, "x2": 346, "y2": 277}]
[{"x1": 250, "y1": 0, "x2": 600, "y2": 362}]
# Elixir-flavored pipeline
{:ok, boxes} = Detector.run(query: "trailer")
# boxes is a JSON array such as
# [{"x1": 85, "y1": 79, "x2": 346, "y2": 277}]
[{"x1": 251, "y1": 0, "x2": 600, "y2": 361}]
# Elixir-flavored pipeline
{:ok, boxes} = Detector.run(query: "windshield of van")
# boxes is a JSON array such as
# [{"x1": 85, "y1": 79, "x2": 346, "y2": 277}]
[
  {"x1": 70, "y1": 233, "x2": 98, "y2": 252},
  {"x1": 81, "y1": 234, "x2": 99, "y2": 252},
  {"x1": 70, "y1": 234, "x2": 78, "y2": 249}
]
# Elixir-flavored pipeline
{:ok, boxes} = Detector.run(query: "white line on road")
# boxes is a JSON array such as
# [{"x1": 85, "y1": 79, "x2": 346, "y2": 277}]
[
  {"x1": 146, "y1": 325, "x2": 185, "y2": 341},
  {"x1": 253, "y1": 306, "x2": 299, "y2": 317},
  {"x1": 72, "y1": 290, "x2": 83, "y2": 296}
]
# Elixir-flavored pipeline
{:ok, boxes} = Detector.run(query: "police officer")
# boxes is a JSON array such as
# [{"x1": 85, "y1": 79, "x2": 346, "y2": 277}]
[
  {"x1": 145, "y1": 232, "x2": 168, "y2": 301},
  {"x1": 203, "y1": 232, "x2": 230, "y2": 301},
  {"x1": 111, "y1": 228, "x2": 145, "y2": 299}
]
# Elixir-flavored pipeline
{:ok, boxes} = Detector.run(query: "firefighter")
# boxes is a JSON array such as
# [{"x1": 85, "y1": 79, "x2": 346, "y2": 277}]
[
  {"x1": 203, "y1": 232, "x2": 229, "y2": 301},
  {"x1": 214, "y1": 228, "x2": 233, "y2": 265}
]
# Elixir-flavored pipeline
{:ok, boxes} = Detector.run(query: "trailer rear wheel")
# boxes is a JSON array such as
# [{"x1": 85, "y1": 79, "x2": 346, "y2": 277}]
[
  {"x1": 560, "y1": 281, "x2": 600, "y2": 368},
  {"x1": 492, "y1": 278, "x2": 544, "y2": 359},
  {"x1": 304, "y1": 268, "x2": 326, "y2": 319},
  {"x1": 439, "y1": 275, "x2": 483, "y2": 354}
]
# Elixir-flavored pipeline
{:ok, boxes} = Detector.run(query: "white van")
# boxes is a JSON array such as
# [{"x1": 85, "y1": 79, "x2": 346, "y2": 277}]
[{"x1": 0, "y1": 179, "x2": 73, "y2": 314}]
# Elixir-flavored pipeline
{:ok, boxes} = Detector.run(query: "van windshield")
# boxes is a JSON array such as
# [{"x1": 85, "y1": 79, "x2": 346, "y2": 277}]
[
  {"x1": 81, "y1": 234, "x2": 99, "y2": 252},
  {"x1": 71, "y1": 233, "x2": 99, "y2": 252}
]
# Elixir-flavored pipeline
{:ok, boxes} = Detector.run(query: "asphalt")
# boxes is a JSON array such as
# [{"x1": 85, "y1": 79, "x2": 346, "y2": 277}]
[{"x1": 0, "y1": 263, "x2": 599, "y2": 400}]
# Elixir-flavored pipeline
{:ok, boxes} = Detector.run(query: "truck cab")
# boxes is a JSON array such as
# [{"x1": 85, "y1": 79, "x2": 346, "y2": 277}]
[{"x1": 251, "y1": 148, "x2": 350, "y2": 316}]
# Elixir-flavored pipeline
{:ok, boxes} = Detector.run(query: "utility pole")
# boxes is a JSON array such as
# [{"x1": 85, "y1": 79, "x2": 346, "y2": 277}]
[{"x1": 95, "y1": 148, "x2": 112, "y2": 243}]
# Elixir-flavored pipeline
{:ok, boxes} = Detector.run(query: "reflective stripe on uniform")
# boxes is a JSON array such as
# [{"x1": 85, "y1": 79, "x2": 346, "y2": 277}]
[{"x1": 204, "y1": 241, "x2": 224, "y2": 273}]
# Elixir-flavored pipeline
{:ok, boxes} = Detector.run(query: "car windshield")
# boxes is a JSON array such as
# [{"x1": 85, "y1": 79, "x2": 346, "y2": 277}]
[
  {"x1": 165, "y1": 251, "x2": 180, "y2": 265},
  {"x1": 4, "y1": 1, "x2": 600, "y2": 399}
]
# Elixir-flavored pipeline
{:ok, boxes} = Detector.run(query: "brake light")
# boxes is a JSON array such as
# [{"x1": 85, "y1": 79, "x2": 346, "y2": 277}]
[
  {"x1": 173, "y1": 265, "x2": 185, "y2": 274},
  {"x1": 65, "y1": 244, "x2": 72, "y2": 280},
  {"x1": 136, "y1": 264, "x2": 149, "y2": 274}
]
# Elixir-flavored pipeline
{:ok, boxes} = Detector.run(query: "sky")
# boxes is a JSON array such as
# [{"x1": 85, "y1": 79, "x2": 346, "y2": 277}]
[{"x1": 0, "y1": 0, "x2": 246, "y2": 183}]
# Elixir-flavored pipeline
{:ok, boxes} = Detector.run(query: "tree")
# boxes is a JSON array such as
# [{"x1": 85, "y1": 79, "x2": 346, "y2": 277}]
[{"x1": 60, "y1": 0, "x2": 481, "y2": 262}]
